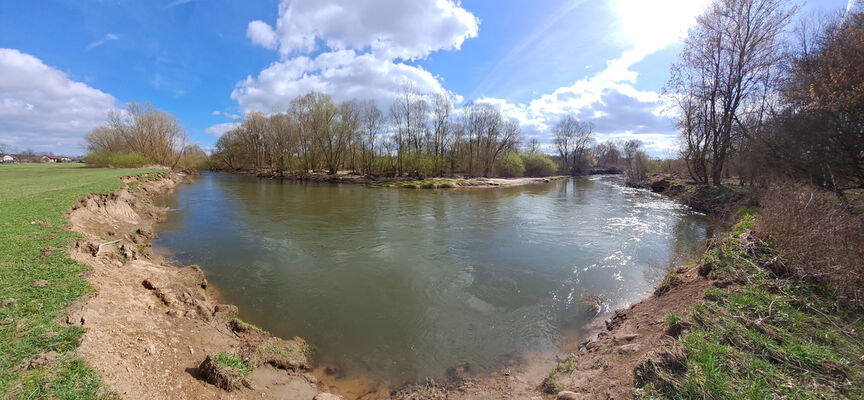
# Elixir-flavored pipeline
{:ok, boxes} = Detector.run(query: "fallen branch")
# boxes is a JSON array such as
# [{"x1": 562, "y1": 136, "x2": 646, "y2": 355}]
[{"x1": 95, "y1": 239, "x2": 121, "y2": 257}]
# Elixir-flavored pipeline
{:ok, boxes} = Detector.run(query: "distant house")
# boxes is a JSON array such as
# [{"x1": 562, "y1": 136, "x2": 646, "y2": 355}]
[
  {"x1": 1, "y1": 155, "x2": 18, "y2": 163},
  {"x1": 41, "y1": 155, "x2": 73, "y2": 163}
]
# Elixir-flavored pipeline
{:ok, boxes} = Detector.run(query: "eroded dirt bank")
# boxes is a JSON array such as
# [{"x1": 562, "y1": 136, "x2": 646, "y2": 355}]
[
  {"x1": 65, "y1": 172, "x2": 337, "y2": 399},
  {"x1": 65, "y1": 171, "x2": 716, "y2": 400}
]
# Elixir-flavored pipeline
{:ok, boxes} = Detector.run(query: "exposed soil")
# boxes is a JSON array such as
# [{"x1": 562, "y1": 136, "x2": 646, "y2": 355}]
[
  {"x1": 65, "y1": 173, "x2": 338, "y2": 399},
  {"x1": 64, "y1": 171, "x2": 715, "y2": 400}
]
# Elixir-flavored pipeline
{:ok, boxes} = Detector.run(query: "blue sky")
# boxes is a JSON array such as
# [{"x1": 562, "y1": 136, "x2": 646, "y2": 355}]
[{"x1": 0, "y1": 0, "x2": 849, "y2": 156}]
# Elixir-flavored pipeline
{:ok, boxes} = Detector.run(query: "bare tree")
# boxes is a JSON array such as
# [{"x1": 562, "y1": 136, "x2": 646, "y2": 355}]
[
  {"x1": 669, "y1": 0, "x2": 795, "y2": 185},
  {"x1": 430, "y1": 92, "x2": 453, "y2": 176},
  {"x1": 553, "y1": 115, "x2": 593, "y2": 175},
  {"x1": 85, "y1": 102, "x2": 188, "y2": 168},
  {"x1": 359, "y1": 100, "x2": 385, "y2": 175},
  {"x1": 525, "y1": 137, "x2": 542, "y2": 154}
]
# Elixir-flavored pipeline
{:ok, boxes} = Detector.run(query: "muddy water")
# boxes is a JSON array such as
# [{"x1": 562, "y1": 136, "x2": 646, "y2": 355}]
[{"x1": 152, "y1": 173, "x2": 717, "y2": 384}]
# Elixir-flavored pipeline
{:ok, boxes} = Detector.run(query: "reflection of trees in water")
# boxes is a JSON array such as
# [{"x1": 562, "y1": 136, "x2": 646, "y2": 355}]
[
  {"x1": 155, "y1": 172, "x2": 723, "y2": 383},
  {"x1": 671, "y1": 217, "x2": 716, "y2": 265}
]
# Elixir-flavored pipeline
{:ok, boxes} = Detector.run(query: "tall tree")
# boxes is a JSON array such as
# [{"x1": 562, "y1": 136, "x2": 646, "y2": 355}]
[
  {"x1": 553, "y1": 115, "x2": 593, "y2": 175},
  {"x1": 669, "y1": 0, "x2": 794, "y2": 185}
]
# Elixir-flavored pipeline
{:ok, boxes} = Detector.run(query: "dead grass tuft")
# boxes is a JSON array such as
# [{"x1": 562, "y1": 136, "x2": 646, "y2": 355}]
[{"x1": 758, "y1": 184, "x2": 864, "y2": 308}]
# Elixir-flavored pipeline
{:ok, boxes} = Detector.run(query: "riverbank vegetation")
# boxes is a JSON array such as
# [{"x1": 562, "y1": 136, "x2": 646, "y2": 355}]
[
  {"x1": 84, "y1": 102, "x2": 208, "y2": 170},
  {"x1": 0, "y1": 164, "x2": 164, "y2": 398},
  {"x1": 209, "y1": 89, "x2": 551, "y2": 179},
  {"x1": 627, "y1": 1, "x2": 864, "y2": 397},
  {"x1": 636, "y1": 208, "x2": 864, "y2": 398}
]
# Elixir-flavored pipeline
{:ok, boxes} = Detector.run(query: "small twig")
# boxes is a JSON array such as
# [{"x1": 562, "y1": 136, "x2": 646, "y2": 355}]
[
  {"x1": 95, "y1": 239, "x2": 121, "y2": 257},
  {"x1": 804, "y1": 192, "x2": 814, "y2": 210}
]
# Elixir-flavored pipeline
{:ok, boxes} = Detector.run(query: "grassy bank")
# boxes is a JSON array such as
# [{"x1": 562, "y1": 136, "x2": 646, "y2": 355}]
[
  {"x1": 636, "y1": 213, "x2": 864, "y2": 398},
  {"x1": 0, "y1": 164, "x2": 164, "y2": 399}
]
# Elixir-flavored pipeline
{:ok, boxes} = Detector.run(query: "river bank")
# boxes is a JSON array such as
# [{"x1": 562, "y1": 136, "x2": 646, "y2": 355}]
[
  {"x1": 627, "y1": 174, "x2": 754, "y2": 220},
  {"x1": 3, "y1": 166, "x2": 748, "y2": 399},
  {"x1": 63, "y1": 171, "x2": 341, "y2": 399},
  {"x1": 227, "y1": 168, "x2": 570, "y2": 189}
]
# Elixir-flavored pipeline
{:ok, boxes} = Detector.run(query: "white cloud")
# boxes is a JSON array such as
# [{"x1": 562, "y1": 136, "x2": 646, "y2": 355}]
[
  {"x1": 164, "y1": 0, "x2": 195, "y2": 9},
  {"x1": 249, "y1": 0, "x2": 479, "y2": 60},
  {"x1": 0, "y1": 48, "x2": 117, "y2": 154},
  {"x1": 206, "y1": 122, "x2": 238, "y2": 137},
  {"x1": 235, "y1": 0, "x2": 478, "y2": 113},
  {"x1": 233, "y1": 50, "x2": 447, "y2": 112},
  {"x1": 479, "y1": 0, "x2": 709, "y2": 155},
  {"x1": 212, "y1": 110, "x2": 240, "y2": 119},
  {"x1": 85, "y1": 33, "x2": 120, "y2": 52},
  {"x1": 247, "y1": 20, "x2": 277, "y2": 50}
]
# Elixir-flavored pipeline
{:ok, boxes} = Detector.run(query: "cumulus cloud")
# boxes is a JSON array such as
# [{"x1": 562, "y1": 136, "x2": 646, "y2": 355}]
[
  {"x1": 232, "y1": 50, "x2": 447, "y2": 112},
  {"x1": 0, "y1": 48, "x2": 116, "y2": 154},
  {"x1": 248, "y1": 0, "x2": 479, "y2": 60},
  {"x1": 247, "y1": 20, "x2": 277, "y2": 50},
  {"x1": 234, "y1": 0, "x2": 478, "y2": 113}
]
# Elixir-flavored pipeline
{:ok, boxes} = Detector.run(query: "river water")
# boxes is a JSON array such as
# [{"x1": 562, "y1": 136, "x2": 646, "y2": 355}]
[{"x1": 152, "y1": 173, "x2": 716, "y2": 384}]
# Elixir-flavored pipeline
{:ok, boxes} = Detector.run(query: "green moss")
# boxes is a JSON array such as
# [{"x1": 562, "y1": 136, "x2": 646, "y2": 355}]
[{"x1": 248, "y1": 337, "x2": 311, "y2": 370}]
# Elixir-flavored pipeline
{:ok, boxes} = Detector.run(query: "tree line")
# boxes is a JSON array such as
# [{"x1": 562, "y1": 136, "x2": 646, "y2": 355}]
[
  {"x1": 669, "y1": 0, "x2": 863, "y2": 191},
  {"x1": 85, "y1": 102, "x2": 207, "y2": 169},
  {"x1": 211, "y1": 87, "x2": 535, "y2": 178}
]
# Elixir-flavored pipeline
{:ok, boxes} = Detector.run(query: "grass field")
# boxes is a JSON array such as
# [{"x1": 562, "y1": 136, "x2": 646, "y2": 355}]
[{"x1": 0, "y1": 163, "x2": 164, "y2": 399}]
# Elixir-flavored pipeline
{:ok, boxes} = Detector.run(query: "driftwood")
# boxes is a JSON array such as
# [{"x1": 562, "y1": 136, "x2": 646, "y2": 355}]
[{"x1": 95, "y1": 239, "x2": 121, "y2": 257}]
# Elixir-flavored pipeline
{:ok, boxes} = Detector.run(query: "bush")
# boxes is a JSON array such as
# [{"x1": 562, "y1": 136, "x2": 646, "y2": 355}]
[
  {"x1": 495, "y1": 153, "x2": 524, "y2": 177},
  {"x1": 520, "y1": 153, "x2": 557, "y2": 177},
  {"x1": 83, "y1": 151, "x2": 152, "y2": 168},
  {"x1": 759, "y1": 184, "x2": 864, "y2": 308}
]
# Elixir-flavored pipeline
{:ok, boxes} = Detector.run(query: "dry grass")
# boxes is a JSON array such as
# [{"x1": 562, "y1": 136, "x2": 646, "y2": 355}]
[{"x1": 758, "y1": 184, "x2": 864, "y2": 308}]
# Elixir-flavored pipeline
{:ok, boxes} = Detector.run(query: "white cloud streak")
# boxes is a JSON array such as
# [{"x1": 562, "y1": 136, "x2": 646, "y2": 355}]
[{"x1": 85, "y1": 33, "x2": 120, "y2": 52}]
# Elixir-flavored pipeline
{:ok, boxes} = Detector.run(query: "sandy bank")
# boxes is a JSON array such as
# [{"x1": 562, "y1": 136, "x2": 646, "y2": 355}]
[
  {"x1": 64, "y1": 172, "x2": 336, "y2": 399},
  {"x1": 241, "y1": 169, "x2": 570, "y2": 189}
]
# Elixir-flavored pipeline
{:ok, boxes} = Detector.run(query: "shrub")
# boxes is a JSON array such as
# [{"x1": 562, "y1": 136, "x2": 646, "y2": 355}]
[
  {"x1": 495, "y1": 153, "x2": 525, "y2": 177},
  {"x1": 759, "y1": 184, "x2": 864, "y2": 308},
  {"x1": 83, "y1": 151, "x2": 152, "y2": 168},
  {"x1": 520, "y1": 153, "x2": 557, "y2": 177}
]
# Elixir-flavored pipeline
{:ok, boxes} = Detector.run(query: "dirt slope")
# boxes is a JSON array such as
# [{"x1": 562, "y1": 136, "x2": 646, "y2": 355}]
[{"x1": 65, "y1": 173, "x2": 333, "y2": 399}]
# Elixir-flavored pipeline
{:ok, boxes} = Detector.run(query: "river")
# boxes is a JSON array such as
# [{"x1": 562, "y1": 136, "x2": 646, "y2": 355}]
[{"x1": 152, "y1": 173, "x2": 716, "y2": 384}]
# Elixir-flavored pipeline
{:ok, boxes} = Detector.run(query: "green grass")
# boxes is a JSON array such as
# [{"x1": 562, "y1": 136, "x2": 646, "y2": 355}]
[
  {"x1": 0, "y1": 163, "x2": 165, "y2": 399},
  {"x1": 637, "y1": 215, "x2": 864, "y2": 399},
  {"x1": 212, "y1": 352, "x2": 251, "y2": 378}
]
